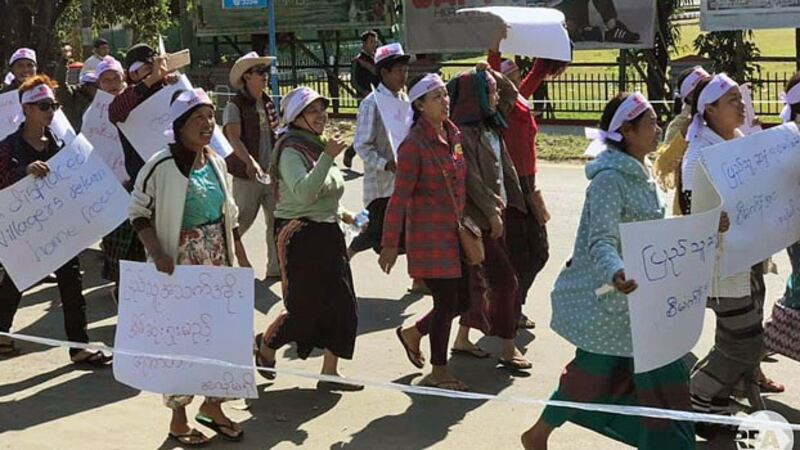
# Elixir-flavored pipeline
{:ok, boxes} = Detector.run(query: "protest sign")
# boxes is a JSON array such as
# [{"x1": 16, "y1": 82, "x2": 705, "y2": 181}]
[
  {"x1": 696, "y1": 123, "x2": 800, "y2": 276},
  {"x1": 701, "y1": 0, "x2": 800, "y2": 32},
  {"x1": 114, "y1": 261, "x2": 257, "y2": 399},
  {"x1": 52, "y1": 109, "x2": 77, "y2": 145},
  {"x1": 456, "y1": 7, "x2": 572, "y2": 62},
  {"x1": 373, "y1": 87, "x2": 412, "y2": 157},
  {"x1": 0, "y1": 90, "x2": 21, "y2": 140},
  {"x1": 621, "y1": 170, "x2": 722, "y2": 373},
  {"x1": 117, "y1": 75, "x2": 193, "y2": 161},
  {"x1": 117, "y1": 75, "x2": 233, "y2": 160},
  {"x1": 0, "y1": 135, "x2": 129, "y2": 290},
  {"x1": 81, "y1": 90, "x2": 129, "y2": 184}
]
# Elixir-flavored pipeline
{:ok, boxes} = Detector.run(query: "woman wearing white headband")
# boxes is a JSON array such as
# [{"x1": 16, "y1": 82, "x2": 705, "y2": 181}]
[
  {"x1": 523, "y1": 93, "x2": 696, "y2": 450},
  {"x1": 0, "y1": 75, "x2": 111, "y2": 366},
  {"x1": 256, "y1": 87, "x2": 363, "y2": 392},
  {"x1": 679, "y1": 74, "x2": 783, "y2": 436},
  {"x1": 130, "y1": 88, "x2": 250, "y2": 446},
  {"x1": 653, "y1": 66, "x2": 710, "y2": 215},
  {"x1": 763, "y1": 73, "x2": 800, "y2": 371},
  {"x1": 381, "y1": 73, "x2": 471, "y2": 391}
]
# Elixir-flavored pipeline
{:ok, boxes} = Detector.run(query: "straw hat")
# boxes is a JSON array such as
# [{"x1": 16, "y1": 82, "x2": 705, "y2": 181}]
[{"x1": 229, "y1": 51, "x2": 276, "y2": 90}]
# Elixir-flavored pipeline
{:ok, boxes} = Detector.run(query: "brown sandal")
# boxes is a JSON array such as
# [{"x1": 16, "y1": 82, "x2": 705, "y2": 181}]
[
  {"x1": 253, "y1": 333, "x2": 276, "y2": 380},
  {"x1": 396, "y1": 327, "x2": 424, "y2": 369},
  {"x1": 71, "y1": 350, "x2": 112, "y2": 367},
  {"x1": 169, "y1": 428, "x2": 210, "y2": 447}
]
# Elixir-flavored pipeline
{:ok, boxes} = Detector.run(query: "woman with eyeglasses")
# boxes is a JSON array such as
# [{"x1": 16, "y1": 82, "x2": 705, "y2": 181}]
[{"x1": 0, "y1": 75, "x2": 112, "y2": 366}]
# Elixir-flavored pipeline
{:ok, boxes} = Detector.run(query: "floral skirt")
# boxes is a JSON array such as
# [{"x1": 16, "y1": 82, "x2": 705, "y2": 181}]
[
  {"x1": 163, "y1": 221, "x2": 230, "y2": 409},
  {"x1": 177, "y1": 221, "x2": 229, "y2": 266}
]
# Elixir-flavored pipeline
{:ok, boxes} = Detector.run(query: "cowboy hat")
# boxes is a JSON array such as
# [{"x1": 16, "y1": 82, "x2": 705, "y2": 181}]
[{"x1": 229, "y1": 51, "x2": 276, "y2": 90}]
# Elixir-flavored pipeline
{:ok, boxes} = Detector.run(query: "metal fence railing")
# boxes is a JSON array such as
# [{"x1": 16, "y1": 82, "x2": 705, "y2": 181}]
[{"x1": 210, "y1": 65, "x2": 796, "y2": 123}]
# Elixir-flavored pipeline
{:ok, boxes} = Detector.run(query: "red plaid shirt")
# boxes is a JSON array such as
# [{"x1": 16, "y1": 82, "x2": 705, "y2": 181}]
[{"x1": 382, "y1": 117, "x2": 467, "y2": 279}]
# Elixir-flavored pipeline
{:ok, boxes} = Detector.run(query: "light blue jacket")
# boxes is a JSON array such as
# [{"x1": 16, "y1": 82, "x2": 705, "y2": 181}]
[{"x1": 550, "y1": 147, "x2": 666, "y2": 357}]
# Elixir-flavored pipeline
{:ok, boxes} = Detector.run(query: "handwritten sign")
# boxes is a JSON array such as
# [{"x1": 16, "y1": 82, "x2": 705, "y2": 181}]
[
  {"x1": 51, "y1": 109, "x2": 77, "y2": 145},
  {"x1": 118, "y1": 75, "x2": 234, "y2": 161},
  {"x1": 82, "y1": 91, "x2": 129, "y2": 184},
  {"x1": 0, "y1": 90, "x2": 21, "y2": 140},
  {"x1": 621, "y1": 169, "x2": 722, "y2": 373},
  {"x1": 0, "y1": 135, "x2": 130, "y2": 290},
  {"x1": 697, "y1": 123, "x2": 800, "y2": 276},
  {"x1": 373, "y1": 87, "x2": 412, "y2": 157},
  {"x1": 114, "y1": 261, "x2": 257, "y2": 399}
]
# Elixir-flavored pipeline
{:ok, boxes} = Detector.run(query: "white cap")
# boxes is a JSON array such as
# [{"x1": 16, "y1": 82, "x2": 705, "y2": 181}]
[
  {"x1": 95, "y1": 56, "x2": 124, "y2": 79},
  {"x1": 10, "y1": 48, "x2": 37, "y2": 66},
  {"x1": 164, "y1": 88, "x2": 214, "y2": 142},
  {"x1": 80, "y1": 71, "x2": 97, "y2": 85},
  {"x1": 500, "y1": 60, "x2": 518, "y2": 76},
  {"x1": 280, "y1": 87, "x2": 330, "y2": 125},
  {"x1": 375, "y1": 43, "x2": 410, "y2": 66}
]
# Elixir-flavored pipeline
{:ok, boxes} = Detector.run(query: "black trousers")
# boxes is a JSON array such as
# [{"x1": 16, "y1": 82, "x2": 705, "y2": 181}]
[
  {"x1": 558, "y1": 0, "x2": 618, "y2": 29},
  {"x1": 0, "y1": 257, "x2": 89, "y2": 356}
]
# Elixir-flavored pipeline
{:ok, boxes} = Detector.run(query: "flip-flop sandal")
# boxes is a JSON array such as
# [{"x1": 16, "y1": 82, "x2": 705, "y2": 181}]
[
  {"x1": 758, "y1": 377, "x2": 785, "y2": 394},
  {"x1": 253, "y1": 333, "x2": 276, "y2": 380},
  {"x1": 451, "y1": 346, "x2": 490, "y2": 359},
  {"x1": 71, "y1": 351, "x2": 112, "y2": 367},
  {"x1": 0, "y1": 342, "x2": 20, "y2": 358},
  {"x1": 395, "y1": 326, "x2": 424, "y2": 369},
  {"x1": 421, "y1": 378, "x2": 468, "y2": 392},
  {"x1": 498, "y1": 357, "x2": 533, "y2": 371},
  {"x1": 518, "y1": 316, "x2": 536, "y2": 329},
  {"x1": 317, "y1": 380, "x2": 365, "y2": 392},
  {"x1": 169, "y1": 428, "x2": 210, "y2": 447},
  {"x1": 195, "y1": 413, "x2": 244, "y2": 441}
]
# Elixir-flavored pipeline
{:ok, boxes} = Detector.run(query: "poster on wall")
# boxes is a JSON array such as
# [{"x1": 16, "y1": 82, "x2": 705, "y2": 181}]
[{"x1": 700, "y1": 0, "x2": 800, "y2": 32}]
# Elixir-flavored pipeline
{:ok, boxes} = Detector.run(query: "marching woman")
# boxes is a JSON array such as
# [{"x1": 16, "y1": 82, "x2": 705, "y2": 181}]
[
  {"x1": 254, "y1": 87, "x2": 363, "y2": 392},
  {"x1": 381, "y1": 74, "x2": 471, "y2": 391},
  {"x1": 680, "y1": 74, "x2": 781, "y2": 435},
  {"x1": 652, "y1": 66, "x2": 710, "y2": 216},
  {"x1": 764, "y1": 73, "x2": 800, "y2": 364},
  {"x1": 130, "y1": 88, "x2": 250, "y2": 445},
  {"x1": 446, "y1": 67, "x2": 532, "y2": 370},
  {"x1": 523, "y1": 92, "x2": 695, "y2": 450},
  {"x1": 487, "y1": 27, "x2": 567, "y2": 329},
  {"x1": 0, "y1": 75, "x2": 111, "y2": 366}
]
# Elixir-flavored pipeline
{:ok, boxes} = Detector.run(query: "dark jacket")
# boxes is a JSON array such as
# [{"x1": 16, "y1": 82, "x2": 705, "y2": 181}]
[
  {"x1": 0, "y1": 125, "x2": 64, "y2": 189},
  {"x1": 226, "y1": 89, "x2": 278, "y2": 179},
  {"x1": 351, "y1": 51, "x2": 379, "y2": 99},
  {"x1": 108, "y1": 80, "x2": 166, "y2": 187}
]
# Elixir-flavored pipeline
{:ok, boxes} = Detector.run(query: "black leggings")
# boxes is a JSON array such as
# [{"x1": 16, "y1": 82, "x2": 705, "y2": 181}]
[{"x1": 0, "y1": 257, "x2": 89, "y2": 356}]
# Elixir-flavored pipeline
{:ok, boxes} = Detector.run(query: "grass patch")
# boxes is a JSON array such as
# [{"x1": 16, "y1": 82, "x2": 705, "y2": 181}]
[{"x1": 537, "y1": 133, "x2": 590, "y2": 162}]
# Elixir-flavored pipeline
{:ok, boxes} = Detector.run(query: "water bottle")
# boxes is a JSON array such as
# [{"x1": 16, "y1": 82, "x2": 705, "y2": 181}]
[{"x1": 344, "y1": 209, "x2": 370, "y2": 244}]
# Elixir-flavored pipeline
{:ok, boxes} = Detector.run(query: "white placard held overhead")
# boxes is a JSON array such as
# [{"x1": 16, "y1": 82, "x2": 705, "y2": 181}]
[
  {"x1": 457, "y1": 7, "x2": 572, "y2": 62},
  {"x1": 621, "y1": 168, "x2": 722, "y2": 373},
  {"x1": 373, "y1": 87, "x2": 413, "y2": 157},
  {"x1": 114, "y1": 261, "x2": 257, "y2": 399},
  {"x1": 0, "y1": 135, "x2": 130, "y2": 290},
  {"x1": 81, "y1": 90, "x2": 129, "y2": 184},
  {"x1": 696, "y1": 123, "x2": 800, "y2": 276}
]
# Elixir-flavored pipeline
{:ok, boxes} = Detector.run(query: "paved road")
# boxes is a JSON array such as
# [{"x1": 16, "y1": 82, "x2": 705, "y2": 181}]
[{"x1": 1, "y1": 160, "x2": 798, "y2": 450}]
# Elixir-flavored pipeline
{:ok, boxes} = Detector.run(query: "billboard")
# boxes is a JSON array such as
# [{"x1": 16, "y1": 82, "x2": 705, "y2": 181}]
[
  {"x1": 195, "y1": 0, "x2": 397, "y2": 36},
  {"x1": 701, "y1": 0, "x2": 800, "y2": 32},
  {"x1": 404, "y1": 0, "x2": 656, "y2": 54}
]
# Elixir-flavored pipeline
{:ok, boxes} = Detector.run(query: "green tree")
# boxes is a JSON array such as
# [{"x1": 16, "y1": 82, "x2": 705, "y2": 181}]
[
  {"x1": 2, "y1": 0, "x2": 178, "y2": 77},
  {"x1": 693, "y1": 30, "x2": 761, "y2": 83}
]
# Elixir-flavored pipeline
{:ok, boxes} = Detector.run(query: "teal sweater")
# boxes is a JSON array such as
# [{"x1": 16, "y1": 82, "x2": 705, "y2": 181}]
[{"x1": 550, "y1": 147, "x2": 666, "y2": 357}]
